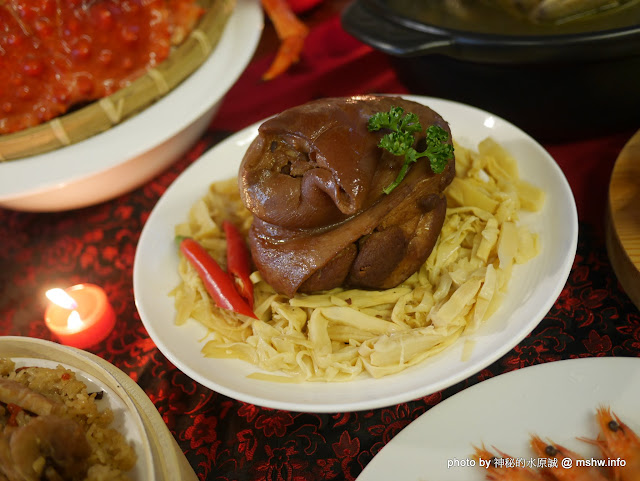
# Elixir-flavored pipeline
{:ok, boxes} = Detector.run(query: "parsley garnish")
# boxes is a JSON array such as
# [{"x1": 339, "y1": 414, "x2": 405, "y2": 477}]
[{"x1": 368, "y1": 106, "x2": 454, "y2": 194}]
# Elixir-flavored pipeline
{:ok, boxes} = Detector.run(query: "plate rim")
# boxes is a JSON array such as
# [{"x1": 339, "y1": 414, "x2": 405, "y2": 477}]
[{"x1": 133, "y1": 94, "x2": 579, "y2": 412}]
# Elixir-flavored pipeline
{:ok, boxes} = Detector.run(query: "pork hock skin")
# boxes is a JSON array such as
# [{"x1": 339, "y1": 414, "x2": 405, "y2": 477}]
[{"x1": 238, "y1": 95, "x2": 455, "y2": 297}]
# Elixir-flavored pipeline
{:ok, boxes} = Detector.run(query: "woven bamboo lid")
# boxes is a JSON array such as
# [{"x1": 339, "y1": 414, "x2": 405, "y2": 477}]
[
  {"x1": 0, "y1": 0, "x2": 235, "y2": 162},
  {"x1": 606, "y1": 128, "x2": 640, "y2": 311}
]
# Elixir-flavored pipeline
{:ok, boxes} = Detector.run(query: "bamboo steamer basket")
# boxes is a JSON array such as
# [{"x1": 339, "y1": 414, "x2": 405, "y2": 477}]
[
  {"x1": 606, "y1": 129, "x2": 640, "y2": 311},
  {"x1": 0, "y1": 0, "x2": 236, "y2": 162},
  {"x1": 0, "y1": 336, "x2": 198, "y2": 481}
]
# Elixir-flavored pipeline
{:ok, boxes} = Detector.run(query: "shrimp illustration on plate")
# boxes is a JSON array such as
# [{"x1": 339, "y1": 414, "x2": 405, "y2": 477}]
[
  {"x1": 473, "y1": 407, "x2": 640, "y2": 481},
  {"x1": 473, "y1": 445, "x2": 547, "y2": 480},
  {"x1": 580, "y1": 406, "x2": 640, "y2": 481},
  {"x1": 529, "y1": 434, "x2": 609, "y2": 480}
]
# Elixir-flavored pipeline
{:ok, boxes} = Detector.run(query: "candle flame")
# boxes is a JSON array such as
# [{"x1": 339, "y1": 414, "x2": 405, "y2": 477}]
[
  {"x1": 46, "y1": 288, "x2": 78, "y2": 310},
  {"x1": 67, "y1": 310, "x2": 84, "y2": 330}
]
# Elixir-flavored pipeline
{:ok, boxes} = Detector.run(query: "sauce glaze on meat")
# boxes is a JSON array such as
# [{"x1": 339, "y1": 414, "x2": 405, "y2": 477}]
[{"x1": 239, "y1": 95, "x2": 455, "y2": 297}]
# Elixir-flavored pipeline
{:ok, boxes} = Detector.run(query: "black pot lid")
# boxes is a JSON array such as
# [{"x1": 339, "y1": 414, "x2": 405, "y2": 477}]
[
  {"x1": 377, "y1": 0, "x2": 640, "y2": 36},
  {"x1": 342, "y1": 0, "x2": 640, "y2": 61}
]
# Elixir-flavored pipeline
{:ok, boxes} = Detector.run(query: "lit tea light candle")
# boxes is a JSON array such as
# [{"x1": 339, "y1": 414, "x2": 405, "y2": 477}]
[{"x1": 45, "y1": 284, "x2": 116, "y2": 349}]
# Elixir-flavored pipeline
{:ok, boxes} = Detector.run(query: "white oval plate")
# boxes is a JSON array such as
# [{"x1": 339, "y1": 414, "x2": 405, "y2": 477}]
[
  {"x1": 133, "y1": 95, "x2": 578, "y2": 412},
  {"x1": 0, "y1": 0, "x2": 262, "y2": 211},
  {"x1": 356, "y1": 357, "x2": 640, "y2": 480}
]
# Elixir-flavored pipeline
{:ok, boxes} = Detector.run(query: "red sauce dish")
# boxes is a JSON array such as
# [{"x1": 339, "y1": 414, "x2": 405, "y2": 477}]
[{"x1": 0, "y1": 0, "x2": 203, "y2": 135}]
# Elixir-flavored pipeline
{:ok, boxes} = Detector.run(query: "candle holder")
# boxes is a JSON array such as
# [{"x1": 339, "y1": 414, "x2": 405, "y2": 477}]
[{"x1": 45, "y1": 283, "x2": 116, "y2": 349}]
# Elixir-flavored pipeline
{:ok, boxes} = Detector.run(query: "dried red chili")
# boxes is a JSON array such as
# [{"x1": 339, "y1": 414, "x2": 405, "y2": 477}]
[
  {"x1": 222, "y1": 220, "x2": 255, "y2": 309},
  {"x1": 7, "y1": 403, "x2": 23, "y2": 426},
  {"x1": 179, "y1": 237, "x2": 257, "y2": 319}
]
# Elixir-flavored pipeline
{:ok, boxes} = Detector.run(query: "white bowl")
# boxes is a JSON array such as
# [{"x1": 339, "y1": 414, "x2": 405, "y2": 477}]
[
  {"x1": 0, "y1": 336, "x2": 199, "y2": 480},
  {"x1": 0, "y1": 336, "x2": 155, "y2": 481},
  {"x1": 0, "y1": 0, "x2": 263, "y2": 212}
]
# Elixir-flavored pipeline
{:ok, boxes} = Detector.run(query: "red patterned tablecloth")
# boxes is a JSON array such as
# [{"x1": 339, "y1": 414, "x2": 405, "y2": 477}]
[{"x1": 1, "y1": 8, "x2": 638, "y2": 481}]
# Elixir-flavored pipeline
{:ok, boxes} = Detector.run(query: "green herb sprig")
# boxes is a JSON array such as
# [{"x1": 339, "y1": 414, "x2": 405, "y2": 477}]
[{"x1": 368, "y1": 106, "x2": 454, "y2": 194}]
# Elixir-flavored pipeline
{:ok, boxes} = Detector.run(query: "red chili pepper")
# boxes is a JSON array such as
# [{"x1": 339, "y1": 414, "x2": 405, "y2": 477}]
[
  {"x1": 7, "y1": 403, "x2": 22, "y2": 426},
  {"x1": 179, "y1": 237, "x2": 257, "y2": 319},
  {"x1": 222, "y1": 220, "x2": 255, "y2": 310}
]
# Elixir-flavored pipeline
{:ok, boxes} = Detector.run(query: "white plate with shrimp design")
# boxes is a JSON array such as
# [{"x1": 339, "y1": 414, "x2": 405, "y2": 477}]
[
  {"x1": 133, "y1": 95, "x2": 578, "y2": 412},
  {"x1": 356, "y1": 357, "x2": 640, "y2": 481}
]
